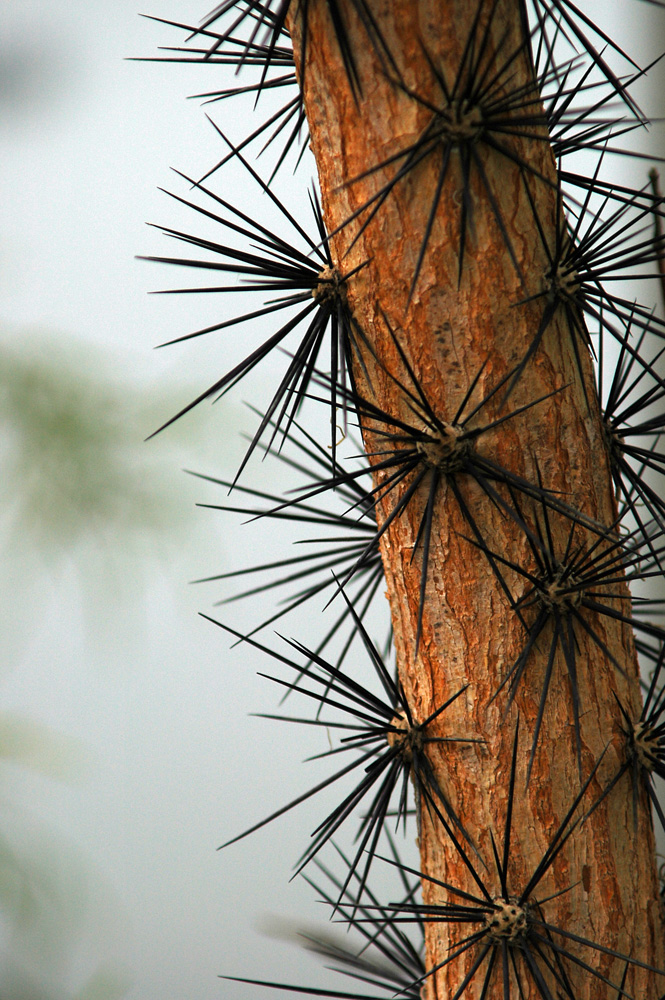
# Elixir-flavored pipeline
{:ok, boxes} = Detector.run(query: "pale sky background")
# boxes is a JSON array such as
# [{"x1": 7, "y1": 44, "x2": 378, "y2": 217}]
[{"x1": 1, "y1": 3, "x2": 664, "y2": 1000}]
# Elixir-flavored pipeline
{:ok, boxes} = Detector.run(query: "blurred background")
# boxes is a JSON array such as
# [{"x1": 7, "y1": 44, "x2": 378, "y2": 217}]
[{"x1": 1, "y1": 3, "x2": 664, "y2": 1000}]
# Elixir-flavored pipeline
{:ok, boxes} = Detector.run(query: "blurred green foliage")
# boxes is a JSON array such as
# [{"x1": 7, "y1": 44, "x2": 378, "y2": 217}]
[
  {"x1": 0, "y1": 714, "x2": 129, "y2": 1000},
  {"x1": 0, "y1": 333, "x2": 183, "y2": 561},
  {"x1": 0, "y1": 329, "x2": 227, "y2": 1000}
]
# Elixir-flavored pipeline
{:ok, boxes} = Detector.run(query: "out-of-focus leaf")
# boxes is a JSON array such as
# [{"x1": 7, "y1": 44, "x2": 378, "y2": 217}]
[
  {"x1": 0, "y1": 333, "x2": 180, "y2": 559},
  {"x1": 72, "y1": 966, "x2": 131, "y2": 1000},
  {"x1": 0, "y1": 828, "x2": 50, "y2": 930},
  {"x1": 0, "y1": 714, "x2": 85, "y2": 780},
  {"x1": 0, "y1": 962, "x2": 131, "y2": 1000}
]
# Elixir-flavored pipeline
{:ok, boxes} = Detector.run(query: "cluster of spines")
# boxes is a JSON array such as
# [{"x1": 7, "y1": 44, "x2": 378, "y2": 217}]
[{"x1": 143, "y1": 2, "x2": 665, "y2": 998}]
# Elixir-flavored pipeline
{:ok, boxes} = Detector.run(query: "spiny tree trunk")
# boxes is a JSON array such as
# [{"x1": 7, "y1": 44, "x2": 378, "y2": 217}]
[
  {"x1": 145, "y1": 1, "x2": 665, "y2": 997},
  {"x1": 287, "y1": 1, "x2": 662, "y2": 996}
]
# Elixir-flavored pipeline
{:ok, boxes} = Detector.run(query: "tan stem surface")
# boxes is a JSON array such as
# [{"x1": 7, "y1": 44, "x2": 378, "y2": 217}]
[{"x1": 288, "y1": 1, "x2": 663, "y2": 996}]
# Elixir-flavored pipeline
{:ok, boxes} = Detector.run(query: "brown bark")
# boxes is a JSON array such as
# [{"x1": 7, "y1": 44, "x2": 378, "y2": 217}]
[{"x1": 288, "y1": 1, "x2": 663, "y2": 997}]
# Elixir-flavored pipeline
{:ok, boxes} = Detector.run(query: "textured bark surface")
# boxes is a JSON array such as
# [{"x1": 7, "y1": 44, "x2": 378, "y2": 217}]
[{"x1": 288, "y1": 1, "x2": 663, "y2": 997}]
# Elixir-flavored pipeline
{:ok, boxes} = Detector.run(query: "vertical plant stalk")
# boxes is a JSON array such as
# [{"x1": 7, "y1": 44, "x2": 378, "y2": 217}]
[{"x1": 287, "y1": 1, "x2": 663, "y2": 996}]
